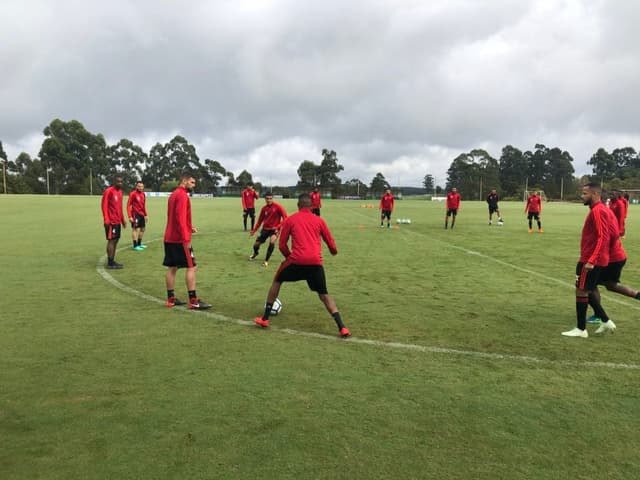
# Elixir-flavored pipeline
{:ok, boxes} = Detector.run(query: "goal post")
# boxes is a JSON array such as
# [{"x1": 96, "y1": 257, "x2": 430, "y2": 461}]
[{"x1": 524, "y1": 190, "x2": 547, "y2": 202}]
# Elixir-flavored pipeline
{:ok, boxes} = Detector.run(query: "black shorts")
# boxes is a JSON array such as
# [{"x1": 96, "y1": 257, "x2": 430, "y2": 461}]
[
  {"x1": 446, "y1": 208, "x2": 458, "y2": 217},
  {"x1": 275, "y1": 262, "x2": 328, "y2": 294},
  {"x1": 311, "y1": 208, "x2": 321, "y2": 216},
  {"x1": 243, "y1": 208, "x2": 256, "y2": 217},
  {"x1": 599, "y1": 260, "x2": 626, "y2": 284},
  {"x1": 381, "y1": 210, "x2": 392, "y2": 219},
  {"x1": 131, "y1": 213, "x2": 146, "y2": 229},
  {"x1": 257, "y1": 229, "x2": 277, "y2": 244},
  {"x1": 528, "y1": 212, "x2": 540, "y2": 220},
  {"x1": 104, "y1": 224, "x2": 121, "y2": 240},
  {"x1": 488, "y1": 205, "x2": 499, "y2": 214},
  {"x1": 575, "y1": 262, "x2": 603, "y2": 291},
  {"x1": 163, "y1": 242, "x2": 196, "y2": 268}
]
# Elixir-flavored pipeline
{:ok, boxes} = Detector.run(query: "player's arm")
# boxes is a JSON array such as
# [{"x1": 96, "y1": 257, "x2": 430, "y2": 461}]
[
  {"x1": 126, "y1": 193, "x2": 134, "y2": 220},
  {"x1": 587, "y1": 209, "x2": 608, "y2": 266},
  {"x1": 321, "y1": 222, "x2": 338, "y2": 255},
  {"x1": 101, "y1": 192, "x2": 110, "y2": 224},
  {"x1": 278, "y1": 221, "x2": 291, "y2": 257}
]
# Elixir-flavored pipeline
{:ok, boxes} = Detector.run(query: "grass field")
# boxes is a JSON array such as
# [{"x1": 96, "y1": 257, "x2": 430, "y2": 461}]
[{"x1": 1, "y1": 194, "x2": 640, "y2": 479}]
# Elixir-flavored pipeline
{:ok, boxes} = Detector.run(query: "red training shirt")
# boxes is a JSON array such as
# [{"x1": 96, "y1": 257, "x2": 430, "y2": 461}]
[
  {"x1": 164, "y1": 186, "x2": 193, "y2": 244},
  {"x1": 601, "y1": 204, "x2": 626, "y2": 262},
  {"x1": 580, "y1": 201, "x2": 610, "y2": 266},
  {"x1": 252, "y1": 202, "x2": 287, "y2": 233},
  {"x1": 310, "y1": 191, "x2": 322, "y2": 209},
  {"x1": 525, "y1": 195, "x2": 542, "y2": 213},
  {"x1": 446, "y1": 192, "x2": 460, "y2": 210},
  {"x1": 379, "y1": 193, "x2": 395, "y2": 211},
  {"x1": 242, "y1": 188, "x2": 259, "y2": 209},
  {"x1": 127, "y1": 189, "x2": 147, "y2": 218},
  {"x1": 609, "y1": 198, "x2": 625, "y2": 234},
  {"x1": 279, "y1": 208, "x2": 337, "y2": 265},
  {"x1": 101, "y1": 185, "x2": 126, "y2": 225}
]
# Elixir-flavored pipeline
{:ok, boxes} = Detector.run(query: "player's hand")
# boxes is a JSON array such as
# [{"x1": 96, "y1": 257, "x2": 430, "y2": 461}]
[
  {"x1": 585, "y1": 262, "x2": 594, "y2": 270},
  {"x1": 192, "y1": 227, "x2": 198, "y2": 234},
  {"x1": 128, "y1": 217, "x2": 133, "y2": 223},
  {"x1": 249, "y1": 230, "x2": 255, "y2": 237},
  {"x1": 122, "y1": 222, "x2": 127, "y2": 229}
]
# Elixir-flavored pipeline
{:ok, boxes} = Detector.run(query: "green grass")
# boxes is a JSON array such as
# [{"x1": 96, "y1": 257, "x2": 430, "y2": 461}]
[{"x1": 1, "y1": 195, "x2": 640, "y2": 479}]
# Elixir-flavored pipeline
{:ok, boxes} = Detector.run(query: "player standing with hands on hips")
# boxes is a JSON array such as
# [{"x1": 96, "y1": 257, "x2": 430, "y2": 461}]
[
  {"x1": 525, "y1": 191, "x2": 543, "y2": 233},
  {"x1": 486, "y1": 188, "x2": 503, "y2": 225},
  {"x1": 163, "y1": 173, "x2": 211, "y2": 310},
  {"x1": 310, "y1": 186, "x2": 322, "y2": 216},
  {"x1": 241, "y1": 183, "x2": 259, "y2": 231},
  {"x1": 127, "y1": 181, "x2": 148, "y2": 250},
  {"x1": 379, "y1": 188, "x2": 395, "y2": 228},
  {"x1": 254, "y1": 193, "x2": 350, "y2": 338},
  {"x1": 101, "y1": 176, "x2": 126, "y2": 269},
  {"x1": 445, "y1": 187, "x2": 461, "y2": 229}
]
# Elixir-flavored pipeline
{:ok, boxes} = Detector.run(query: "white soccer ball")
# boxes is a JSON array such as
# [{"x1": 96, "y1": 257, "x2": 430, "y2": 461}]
[
  {"x1": 497, "y1": 221, "x2": 504, "y2": 226},
  {"x1": 270, "y1": 298, "x2": 283, "y2": 315},
  {"x1": 406, "y1": 218, "x2": 411, "y2": 224}
]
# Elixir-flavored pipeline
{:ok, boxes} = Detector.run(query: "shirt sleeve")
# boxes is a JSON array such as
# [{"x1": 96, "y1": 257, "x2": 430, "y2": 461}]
[
  {"x1": 588, "y1": 208, "x2": 609, "y2": 265},
  {"x1": 278, "y1": 219, "x2": 292, "y2": 257}
]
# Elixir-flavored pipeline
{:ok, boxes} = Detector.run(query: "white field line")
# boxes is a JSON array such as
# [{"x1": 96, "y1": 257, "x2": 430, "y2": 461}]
[{"x1": 97, "y1": 252, "x2": 640, "y2": 371}]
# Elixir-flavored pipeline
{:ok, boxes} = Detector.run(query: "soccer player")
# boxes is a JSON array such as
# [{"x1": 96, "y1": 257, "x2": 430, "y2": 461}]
[
  {"x1": 254, "y1": 193, "x2": 350, "y2": 338},
  {"x1": 486, "y1": 188, "x2": 503, "y2": 225},
  {"x1": 163, "y1": 173, "x2": 211, "y2": 310},
  {"x1": 587, "y1": 197, "x2": 640, "y2": 328},
  {"x1": 310, "y1": 186, "x2": 322, "y2": 216},
  {"x1": 241, "y1": 183, "x2": 259, "y2": 231},
  {"x1": 249, "y1": 192, "x2": 287, "y2": 267},
  {"x1": 127, "y1": 181, "x2": 148, "y2": 250},
  {"x1": 562, "y1": 183, "x2": 611, "y2": 338},
  {"x1": 524, "y1": 191, "x2": 543, "y2": 233},
  {"x1": 444, "y1": 187, "x2": 461, "y2": 229},
  {"x1": 621, "y1": 192, "x2": 629, "y2": 237},
  {"x1": 608, "y1": 191, "x2": 625, "y2": 238},
  {"x1": 101, "y1": 176, "x2": 127, "y2": 269},
  {"x1": 379, "y1": 188, "x2": 395, "y2": 228}
]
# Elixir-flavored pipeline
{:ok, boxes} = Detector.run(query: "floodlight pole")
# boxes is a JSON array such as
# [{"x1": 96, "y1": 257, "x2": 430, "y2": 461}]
[{"x1": 2, "y1": 159, "x2": 6, "y2": 194}]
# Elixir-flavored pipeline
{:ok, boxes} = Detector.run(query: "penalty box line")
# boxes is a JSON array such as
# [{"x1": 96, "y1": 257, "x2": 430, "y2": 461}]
[{"x1": 97, "y1": 254, "x2": 640, "y2": 371}]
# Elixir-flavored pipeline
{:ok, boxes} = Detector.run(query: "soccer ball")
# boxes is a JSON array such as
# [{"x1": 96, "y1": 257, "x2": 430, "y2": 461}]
[
  {"x1": 270, "y1": 298, "x2": 283, "y2": 315},
  {"x1": 497, "y1": 220, "x2": 504, "y2": 226}
]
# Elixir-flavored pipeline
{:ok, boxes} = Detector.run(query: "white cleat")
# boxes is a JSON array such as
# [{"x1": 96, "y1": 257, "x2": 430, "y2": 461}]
[
  {"x1": 595, "y1": 320, "x2": 616, "y2": 334},
  {"x1": 562, "y1": 327, "x2": 589, "y2": 338}
]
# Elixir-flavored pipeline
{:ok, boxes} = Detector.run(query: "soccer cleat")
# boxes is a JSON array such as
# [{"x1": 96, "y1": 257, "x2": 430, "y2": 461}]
[
  {"x1": 106, "y1": 262, "x2": 123, "y2": 269},
  {"x1": 497, "y1": 221, "x2": 504, "y2": 226},
  {"x1": 489, "y1": 221, "x2": 492, "y2": 225},
  {"x1": 249, "y1": 254, "x2": 257, "y2": 260},
  {"x1": 263, "y1": 261, "x2": 269, "y2": 267},
  {"x1": 133, "y1": 245, "x2": 144, "y2": 251},
  {"x1": 586, "y1": 315, "x2": 601, "y2": 324},
  {"x1": 166, "y1": 297, "x2": 187, "y2": 308},
  {"x1": 561, "y1": 327, "x2": 588, "y2": 338},
  {"x1": 139, "y1": 244, "x2": 147, "y2": 249},
  {"x1": 189, "y1": 299, "x2": 212, "y2": 310},
  {"x1": 339, "y1": 327, "x2": 351, "y2": 338},
  {"x1": 254, "y1": 317, "x2": 270, "y2": 328},
  {"x1": 538, "y1": 228, "x2": 544, "y2": 233},
  {"x1": 595, "y1": 320, "x2": 616, "y2": 334},
  {"x1": 528, "y1": 228, "x2": 533, "y2": 233}
]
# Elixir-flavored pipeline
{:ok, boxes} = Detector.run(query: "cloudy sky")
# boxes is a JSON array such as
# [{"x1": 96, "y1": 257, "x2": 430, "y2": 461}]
[{"x1": 2, "y1": 0, "x2": 640, "y2": 187}]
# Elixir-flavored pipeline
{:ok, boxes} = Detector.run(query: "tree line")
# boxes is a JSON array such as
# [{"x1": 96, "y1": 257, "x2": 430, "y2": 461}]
[
  {"x1": 3, "y1": 118, "x2": 640, "y2": 199},
  {"x1": 433, "y1": 144, "x2": 640, "y2": 201},
  {"x1": 0, "y1": 119, "x2": 395, "y2": 197}
]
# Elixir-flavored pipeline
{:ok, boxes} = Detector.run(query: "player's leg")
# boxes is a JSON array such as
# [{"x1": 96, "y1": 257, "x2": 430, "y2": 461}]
[
  {"x1": 138, "y1": 226, "x2": 146, "y2": 247},
  {"x1": 250, "y1": 211, "x2": 256, "y2": 230},
  {"x1": 528, "y1": 213, "x2": 533, "y2": 232},
  {"x1": 451, "y1": 210, "x2": 456, "y2": 229},
  {"x1": 564, "y1": 263, "x2": 595, "y2": 337},
  {"x1": 536, "y1": 213, "x2": 543, "y2": 232},
  {"x1": 250, "y1": 235, "x2": 263, "y2": 260},
  {"x1": 445, "y1": 211, "x2": 449, "y2": 229},
  {"x1": 243, "y1": 209, "x2": 248, "y2": 231},
  {"x1": 131, "y1": 226, "x2": 139, "y2": 248},
  {"x1": 264, "y1": 234, "x2": 277, "y2": 265}
]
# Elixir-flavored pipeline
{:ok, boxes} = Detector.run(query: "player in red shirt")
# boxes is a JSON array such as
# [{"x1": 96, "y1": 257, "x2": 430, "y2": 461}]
[
  {"x1": 608, "y1": 191, "x2": 625, "y2": 238},
  {"x1": 621, "y1": 192, "x2": 629, "y2": 237},
  {"x1": 379, "y1": 188, "x2": 395, "y2": 228},
  {"x1": 444, "y1": 187, "x2": 461, "y2": 229},
  {"x1": 524, "y1": 191, "x2": 543, "y2": 233},
  {"x1": 562, "y1": 183, "x2": 611, "y2": 338},
  {"x1": 587, "y1": 196, "x2": 640, "y2": 329},
  {"x1": 254, "y1": 193, "x2": 350, "y2": 338},
  {"x1": 249, "y1": 192, "x2": 288, "y2": 267},
  {"x1": 101, "y1": 176, "x2": 127, "y2": 269},
  {"x1": 241, "y1": 183, "x2": 259, "y2": 231},
  {"x1": 126, "y1": 181, "x2": 148, "y2": 251},
  {"x1": 163, "y1": 173, "x2": 211, "y2": 310},
  {"x1": 310, "y1": 186, "x2": 322, "y2": 216}
]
